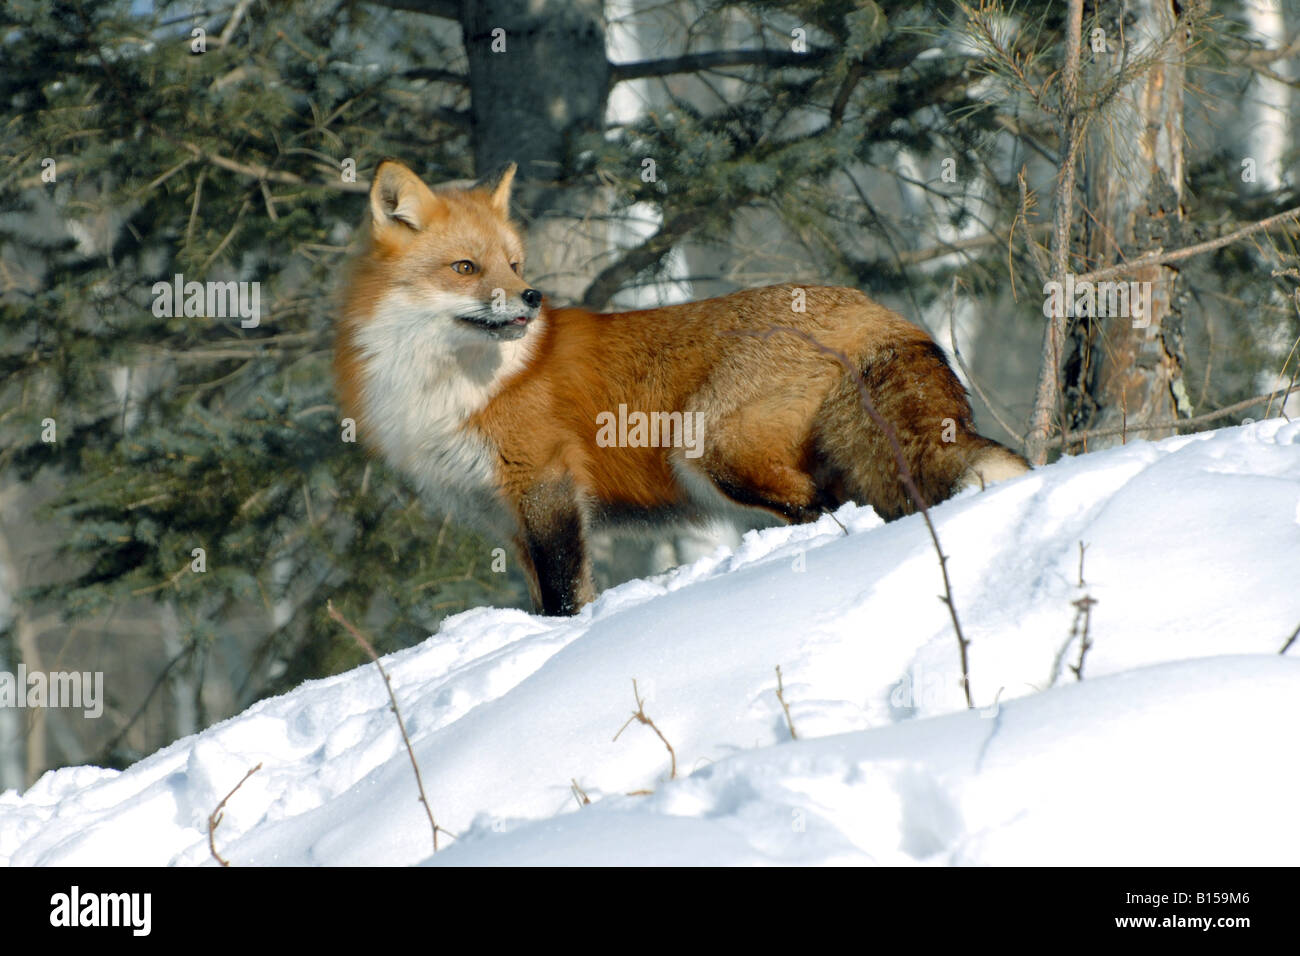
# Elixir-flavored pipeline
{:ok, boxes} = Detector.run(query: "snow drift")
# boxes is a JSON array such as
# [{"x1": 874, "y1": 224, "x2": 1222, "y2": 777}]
[{"x1": 2, "y1": 419, "x2": 1299, "y2": 866}]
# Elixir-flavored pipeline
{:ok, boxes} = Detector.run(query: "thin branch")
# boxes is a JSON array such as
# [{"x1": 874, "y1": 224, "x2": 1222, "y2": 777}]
[
  {"x1": 774, "y1": 665, "x2": 797, "y2": 740},
  {"x1": 1236, "y1": 32, "x2": 1300, "y2": 68},
  {"x1": 828, "y1": 61, "x2": 865, "y2": 128},
  {"x1": 580, "y1": 209, "x2": 709, "y2": 309},
  {"x1": 1015, "y1": 167, "x2": 1051, "y2": 286},
  {"x1": 947, "y1": 277, "x2": 1026, "y2": 448},
  {"x1": 1281, "y1": 622, "x2": 1300, "y2": 656},
  {"x1": 399, "y1": 66, "x2": 467, "y2": 85},
  {"x1": 610, "y1": 47, "x2": 833, "y2": 84},
  {"x1": 734, "y1": 327, "x2": 974, "y2": 708},
  {"x1": 363, "y1": 0, "x2": 460, "y2": 20},
  {"x1": 98, "y1": 642, "x2": 195, "y2": 763},
  {"x1": 613, "y1": 678, "x2": 677, "y2": 780},
  {"x1": 215, "y1": 0, "x2": 253, "y2": 48},
  {"x1": 1044, "y1": 383, "x2": 1300, "y2": 448},
  {"x1": 1073, "y1": 206, "x2": 1300, "y2": 284},
  {"x1": 208, "y1": 762, "x2": 262, "y2": 867},
  {"x1": 1067, "y1": 542, "x2": 1096, "y2": 680},
  {"x1": 327, "y1": 601, "x2": 446, "y2": 853},
  {"x1": 182, "y1": 142, "x2": 369, "y2": 194}
]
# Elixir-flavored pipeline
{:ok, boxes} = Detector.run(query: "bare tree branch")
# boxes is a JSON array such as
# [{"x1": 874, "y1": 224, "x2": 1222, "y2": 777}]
[
  {"x1": 363, "y1": 0, "x2": 460, "y2": 21},
  {"x1": 1072, "y1": 205, "x2": 1300, "y2": 284},
  {"x1": 1044, "y1": 383, "x2": 1300, "y2": 448},
  {"x1": 580, "y1": 209, "x2": 710, "y2": 309},
  {"x1": 611, "y1": 47, "x2": 833, "y2": 84}
]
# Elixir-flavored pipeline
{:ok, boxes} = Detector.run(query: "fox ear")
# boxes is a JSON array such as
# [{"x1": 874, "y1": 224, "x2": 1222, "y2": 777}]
[
  {"x1": 370, "y1": 160, "x2": 436, "y2": 233},
  {"x1": 476, "y1": 162, "x2": 517, "y2": 216}
]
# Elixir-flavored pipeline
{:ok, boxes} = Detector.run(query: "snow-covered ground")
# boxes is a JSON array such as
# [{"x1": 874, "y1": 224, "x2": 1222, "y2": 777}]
[{"x1": 2, "y1": 420, "x2": 1299, "y2": 866}]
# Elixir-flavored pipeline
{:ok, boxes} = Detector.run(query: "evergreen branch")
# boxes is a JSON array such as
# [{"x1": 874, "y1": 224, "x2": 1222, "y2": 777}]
[{"x1": 182, "y1": 143, "x2": 369, "y2": 193}]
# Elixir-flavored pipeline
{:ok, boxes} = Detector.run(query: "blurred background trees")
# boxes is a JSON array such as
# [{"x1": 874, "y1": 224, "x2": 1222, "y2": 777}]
[{"x1": 1, "y1": 0, "x2": 1296, "y2": 788}]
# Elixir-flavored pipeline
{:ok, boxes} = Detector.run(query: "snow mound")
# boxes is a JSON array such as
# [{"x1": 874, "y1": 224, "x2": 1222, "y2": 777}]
[{"x1": 3, "y1": 419, "x2": 1299, "y2": 866}]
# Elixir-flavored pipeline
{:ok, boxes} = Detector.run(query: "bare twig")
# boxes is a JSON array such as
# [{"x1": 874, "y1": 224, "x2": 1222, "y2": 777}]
[
  {"x1": 326, "y1": 601, "x2": 446, "y2": 852},
  {"x1": 1266, "y1": 288, "x2": 1300, "y2": 420},
  {"x1": 216, "y1": 0, "x2": 253, "y2": 48},
  {"x1": 1067, "y1": 542, "x2": 1096, "y2": 680},
  {"x1": 1280, "y1": 622, "x2": 1299, "y2": 656},
  {"x1": 208, "y1": 762, "x2": 262, "y2": 867},
  {"x1": 821, "y1": 507, "x2": 848, "y2": 534},
  {"x1": 570, "y1": 779, "x2": 592, "y2": 807},
  {"x1": 947, "y1": 277, "x2": 1026, "y2": 448},
  {"x1": 1044, "y1": 383, "x2": 1300, "y2": 448},
  {"x1": 774, "y1": 666, "x2": 797, "y2": 740},
  {"x1": 733, "y1": 327, "x2": 975, "y2": 708},
  {"x1": 98, "y1": 641, "x2": 196, "y2": 764},
  {"x1": 1068, "y1": 595, "x2": 1097, "y2": 680},
  {"x1": 613, "y1": 679, "x2": 677, "y2": 780}
]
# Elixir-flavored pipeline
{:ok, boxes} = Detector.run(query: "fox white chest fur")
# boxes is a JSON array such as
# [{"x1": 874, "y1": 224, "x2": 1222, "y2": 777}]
[{"x1": 352, "y1": 287, "x2": 538, "y2": 537}]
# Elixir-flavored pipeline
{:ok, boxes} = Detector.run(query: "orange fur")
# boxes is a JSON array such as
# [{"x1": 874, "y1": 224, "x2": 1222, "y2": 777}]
[{"x1": 336, "y1": 161, "x2": 1028, "y2": 614}]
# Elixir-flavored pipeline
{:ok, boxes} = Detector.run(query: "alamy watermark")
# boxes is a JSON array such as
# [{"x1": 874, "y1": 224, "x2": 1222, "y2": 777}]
[
  {"x1": 0, "y1": 666, "x2": 104, "y2": 719},
  {"x1": 595, "y1": 404, "x2": 705, "y2": 459},
  {"x1": 50, "y1": 886, "x2": 150, "y2": 936},
  {"x1": 1042, "y1": 274, "x2": 1154, "y2": 329},
  {"x1": 152, "y1": 273, "x2": 261, "y2": 327},
  {"x1": 890, "y1": 663, "x2": 1000, "y2": 719}
]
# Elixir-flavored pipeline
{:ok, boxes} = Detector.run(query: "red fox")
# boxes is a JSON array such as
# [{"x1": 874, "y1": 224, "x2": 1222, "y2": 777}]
[{"x1": 336, "y1": 160, "x2": 1028, "y2": 615}]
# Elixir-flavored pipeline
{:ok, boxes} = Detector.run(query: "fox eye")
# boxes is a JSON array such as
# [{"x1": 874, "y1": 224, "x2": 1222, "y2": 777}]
[
  {"x1": 510, "y1": 262, "x2": 521, "y2": 275},
  {"x1": 451, "y1": 260, "x2": 477, "y2": 276}
]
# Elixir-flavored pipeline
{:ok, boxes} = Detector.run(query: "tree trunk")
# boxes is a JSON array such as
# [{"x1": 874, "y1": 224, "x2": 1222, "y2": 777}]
[
  {"x1": 1066, "y1": 0, "x2": 1191, "y2": 448},
  {"x1": 461, "y1": 0, "x2": 611, "y2": 303}
]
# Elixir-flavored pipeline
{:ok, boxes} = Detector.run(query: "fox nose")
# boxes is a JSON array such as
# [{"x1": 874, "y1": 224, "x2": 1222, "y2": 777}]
[{"x1": 521, "y1": 288, "x2": 542, "y2": 309}]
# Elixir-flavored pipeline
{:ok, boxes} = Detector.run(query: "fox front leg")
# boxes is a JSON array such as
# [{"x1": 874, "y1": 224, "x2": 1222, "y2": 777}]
[{"x1": 515, "y1": 478, "x2": 595, "y2": 616}]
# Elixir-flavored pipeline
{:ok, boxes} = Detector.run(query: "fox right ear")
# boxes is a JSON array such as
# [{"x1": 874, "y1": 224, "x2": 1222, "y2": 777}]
[
  {"x1": 370, "y1": 160, "x2": 436, "y2": 233},
  {"x1": 475, "y1": 162, "x2": 517, "y2": 216}
]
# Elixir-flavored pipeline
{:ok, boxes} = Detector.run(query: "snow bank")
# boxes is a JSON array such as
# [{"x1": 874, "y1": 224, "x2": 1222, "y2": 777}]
[{"x1": 3, "y1": 419, "x2": 1298, "y2": 866}]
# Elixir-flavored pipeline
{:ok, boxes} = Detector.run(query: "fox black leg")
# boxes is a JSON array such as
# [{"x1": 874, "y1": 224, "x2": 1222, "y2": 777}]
[{"x1": 517, "y1": 478, "x2": 594, "y2": 616}]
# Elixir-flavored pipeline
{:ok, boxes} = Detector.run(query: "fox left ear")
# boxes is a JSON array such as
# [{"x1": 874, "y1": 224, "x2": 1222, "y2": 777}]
[
  {"x1": 476, "y1": 162, "x2": 517, "y2": 216},
  {"x1": 371, "y1": 159, "x2": 437, "y2": 233}
]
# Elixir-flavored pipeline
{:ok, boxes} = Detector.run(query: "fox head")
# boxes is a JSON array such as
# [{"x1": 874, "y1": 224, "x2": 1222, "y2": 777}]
[{"x1": 361, "y1": 159, "x2": 542, "y2": 342}]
